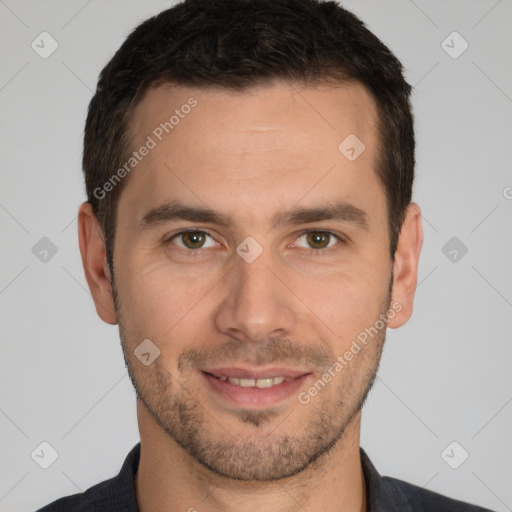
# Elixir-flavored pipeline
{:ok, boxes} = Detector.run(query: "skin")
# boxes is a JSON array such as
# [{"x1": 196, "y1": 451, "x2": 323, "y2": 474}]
[{"x1": 78, "y1": 81, "x2": 423, "y2": 512}]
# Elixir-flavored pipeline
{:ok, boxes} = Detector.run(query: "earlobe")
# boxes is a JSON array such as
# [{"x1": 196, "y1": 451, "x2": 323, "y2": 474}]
[
  {"x1": 387, "y1": 203, "x2": 423, "y2": 329},
  {"x1": 77, "y1": 202, "x2": 117, "y2": 325}
]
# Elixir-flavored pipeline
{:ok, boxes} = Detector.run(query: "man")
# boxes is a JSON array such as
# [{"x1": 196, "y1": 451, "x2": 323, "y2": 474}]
[{"x1": 36, "y1": 0, "x2": 493, "y2": 510}]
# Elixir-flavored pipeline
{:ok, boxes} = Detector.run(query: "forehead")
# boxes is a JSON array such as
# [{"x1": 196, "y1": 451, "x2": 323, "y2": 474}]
[
  {"x1": 129, "y1": 80, "x2": 377, "y2": 154},
  {"x1": 120, "y1": 81, "x2": 384, "y2": 231}
]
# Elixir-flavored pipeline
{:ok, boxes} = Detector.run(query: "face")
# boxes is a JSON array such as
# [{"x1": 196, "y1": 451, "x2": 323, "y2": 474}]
[{"x1": 96, "y1": 81, "x2": 410, "y2": 481}]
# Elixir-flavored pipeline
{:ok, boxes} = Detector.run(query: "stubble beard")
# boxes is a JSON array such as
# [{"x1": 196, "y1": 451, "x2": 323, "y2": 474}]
[{"x1": 113, "y1": 279, "x2": 389, "y2": 481}]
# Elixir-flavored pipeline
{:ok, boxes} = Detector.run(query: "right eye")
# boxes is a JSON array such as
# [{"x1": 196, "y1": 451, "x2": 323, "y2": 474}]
[{"x1": 167, "y1": 230, "x2": 218, "y2": 251}]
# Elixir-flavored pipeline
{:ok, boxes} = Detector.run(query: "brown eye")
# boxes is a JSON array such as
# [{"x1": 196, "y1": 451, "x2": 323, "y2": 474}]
[
  {"x1": 306, "y1": 231, "x2": 329, "y2": 249},
  {"x1": 182, "y1": 232, "x2": 206, "y2": 249},
  {"x1": 293, "y1": 230, "x2": 342, "y2": 251},
  {"x1": 171, "y1": 231, "x2": 216, "y2": 250},
  {"x1": 305, "y1": 231, "x2": 334, "y2": 249}
]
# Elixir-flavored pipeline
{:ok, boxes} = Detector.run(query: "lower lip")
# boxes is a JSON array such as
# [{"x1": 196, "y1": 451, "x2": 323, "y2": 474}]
[{"x1": 202, "y1": 372, "x2": 310, "y2": 408}]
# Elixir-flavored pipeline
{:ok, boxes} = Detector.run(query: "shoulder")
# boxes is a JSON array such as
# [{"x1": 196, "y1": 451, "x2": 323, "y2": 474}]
[
  {"x1": 360, "y1": 447, "x2": 495, "y2": 511},
  {"x1": 383, "y1": 475, "x2": 495, "y2": 512},
  {"x1": 35, "y1": 476, "x2": 118, "y2": 512},
  {"x1": 35, "y1": 443, "x2": 140, "y2": 512}
]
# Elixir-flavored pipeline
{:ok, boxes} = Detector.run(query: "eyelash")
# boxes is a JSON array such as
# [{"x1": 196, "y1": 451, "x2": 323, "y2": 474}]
[{"x1": 165, "y1": 229, "x2": 346, "y2": 255}]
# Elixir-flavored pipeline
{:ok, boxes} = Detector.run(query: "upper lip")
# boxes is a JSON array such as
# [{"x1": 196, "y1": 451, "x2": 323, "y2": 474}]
[{"x1": 202, "y1": 367, "x2": 311, "y2": 379}]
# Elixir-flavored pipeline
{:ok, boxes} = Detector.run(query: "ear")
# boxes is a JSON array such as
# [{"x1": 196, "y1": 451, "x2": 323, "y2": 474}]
[
  {"x1": 77, "y1": 202, "x2": 117, "y2": 325},
  {"x1": 387, "y1": 203, "x2": 423, "y2": 329}
]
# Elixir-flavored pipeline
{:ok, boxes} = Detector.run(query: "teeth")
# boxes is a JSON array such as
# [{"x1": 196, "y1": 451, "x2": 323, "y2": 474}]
[
  {"x1": 256, "y1": 377, "x2": 285, "y2": 388},
  {"x1": 221, "y1": 376, "x2": 287, "y2": 388}
]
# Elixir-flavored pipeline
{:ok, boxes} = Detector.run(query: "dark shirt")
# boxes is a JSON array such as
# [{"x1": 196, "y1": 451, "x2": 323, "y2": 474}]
[{"x1": 36, "y1": 443, "x2": 494, "y2": 511}]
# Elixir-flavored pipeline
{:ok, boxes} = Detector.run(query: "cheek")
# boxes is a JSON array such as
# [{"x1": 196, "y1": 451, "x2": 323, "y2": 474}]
[
  {"x1": 294, "y1": 260, "x2": 391, "y2": 344},
  {"x1": 115, "y1": 260, "x2": 215, "y2": 348}
]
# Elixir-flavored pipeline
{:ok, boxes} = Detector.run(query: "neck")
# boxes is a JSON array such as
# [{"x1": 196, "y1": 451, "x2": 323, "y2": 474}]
[{"x1": 135, "y1": 400, "x2": 366, "y2": 512}]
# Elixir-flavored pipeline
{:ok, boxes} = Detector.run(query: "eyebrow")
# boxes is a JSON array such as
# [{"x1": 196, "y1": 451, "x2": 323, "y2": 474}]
[{"x1": 138, "y1": 200, "x2": 369, "y2": 231}]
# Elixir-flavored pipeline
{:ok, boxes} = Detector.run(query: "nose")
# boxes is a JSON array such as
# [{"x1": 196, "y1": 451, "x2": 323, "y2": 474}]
[{"x1": 213, "y1": 249, "x2": 298, "y2": 345}]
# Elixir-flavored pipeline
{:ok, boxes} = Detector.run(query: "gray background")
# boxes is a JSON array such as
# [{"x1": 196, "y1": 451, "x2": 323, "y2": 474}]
[{"x1": 1, "y1": 1, "x2": 511, "y2": 511}]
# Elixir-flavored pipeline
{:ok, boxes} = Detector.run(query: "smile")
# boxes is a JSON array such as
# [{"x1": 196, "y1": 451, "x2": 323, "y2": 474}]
[
  {"x1": 215, "y1": 376, "x2": 291, "y2": 388},
  {"x1": 201, "y1": 368, "x2": 312, "y2": 408}
]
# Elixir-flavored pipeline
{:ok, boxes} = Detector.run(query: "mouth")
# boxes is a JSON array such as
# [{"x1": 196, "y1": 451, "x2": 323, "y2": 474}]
[
  {"x1": 216, "y1": 375, "x2": 290, "y2": 388},
  {"x1": 201, "y1": 367, "x2": 311, "y2": 408}
]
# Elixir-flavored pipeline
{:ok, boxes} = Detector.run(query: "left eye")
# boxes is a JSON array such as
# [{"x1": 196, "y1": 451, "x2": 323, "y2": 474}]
[{"x1": 294, "y1": 231, "x2": 341, "y2": 250}]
